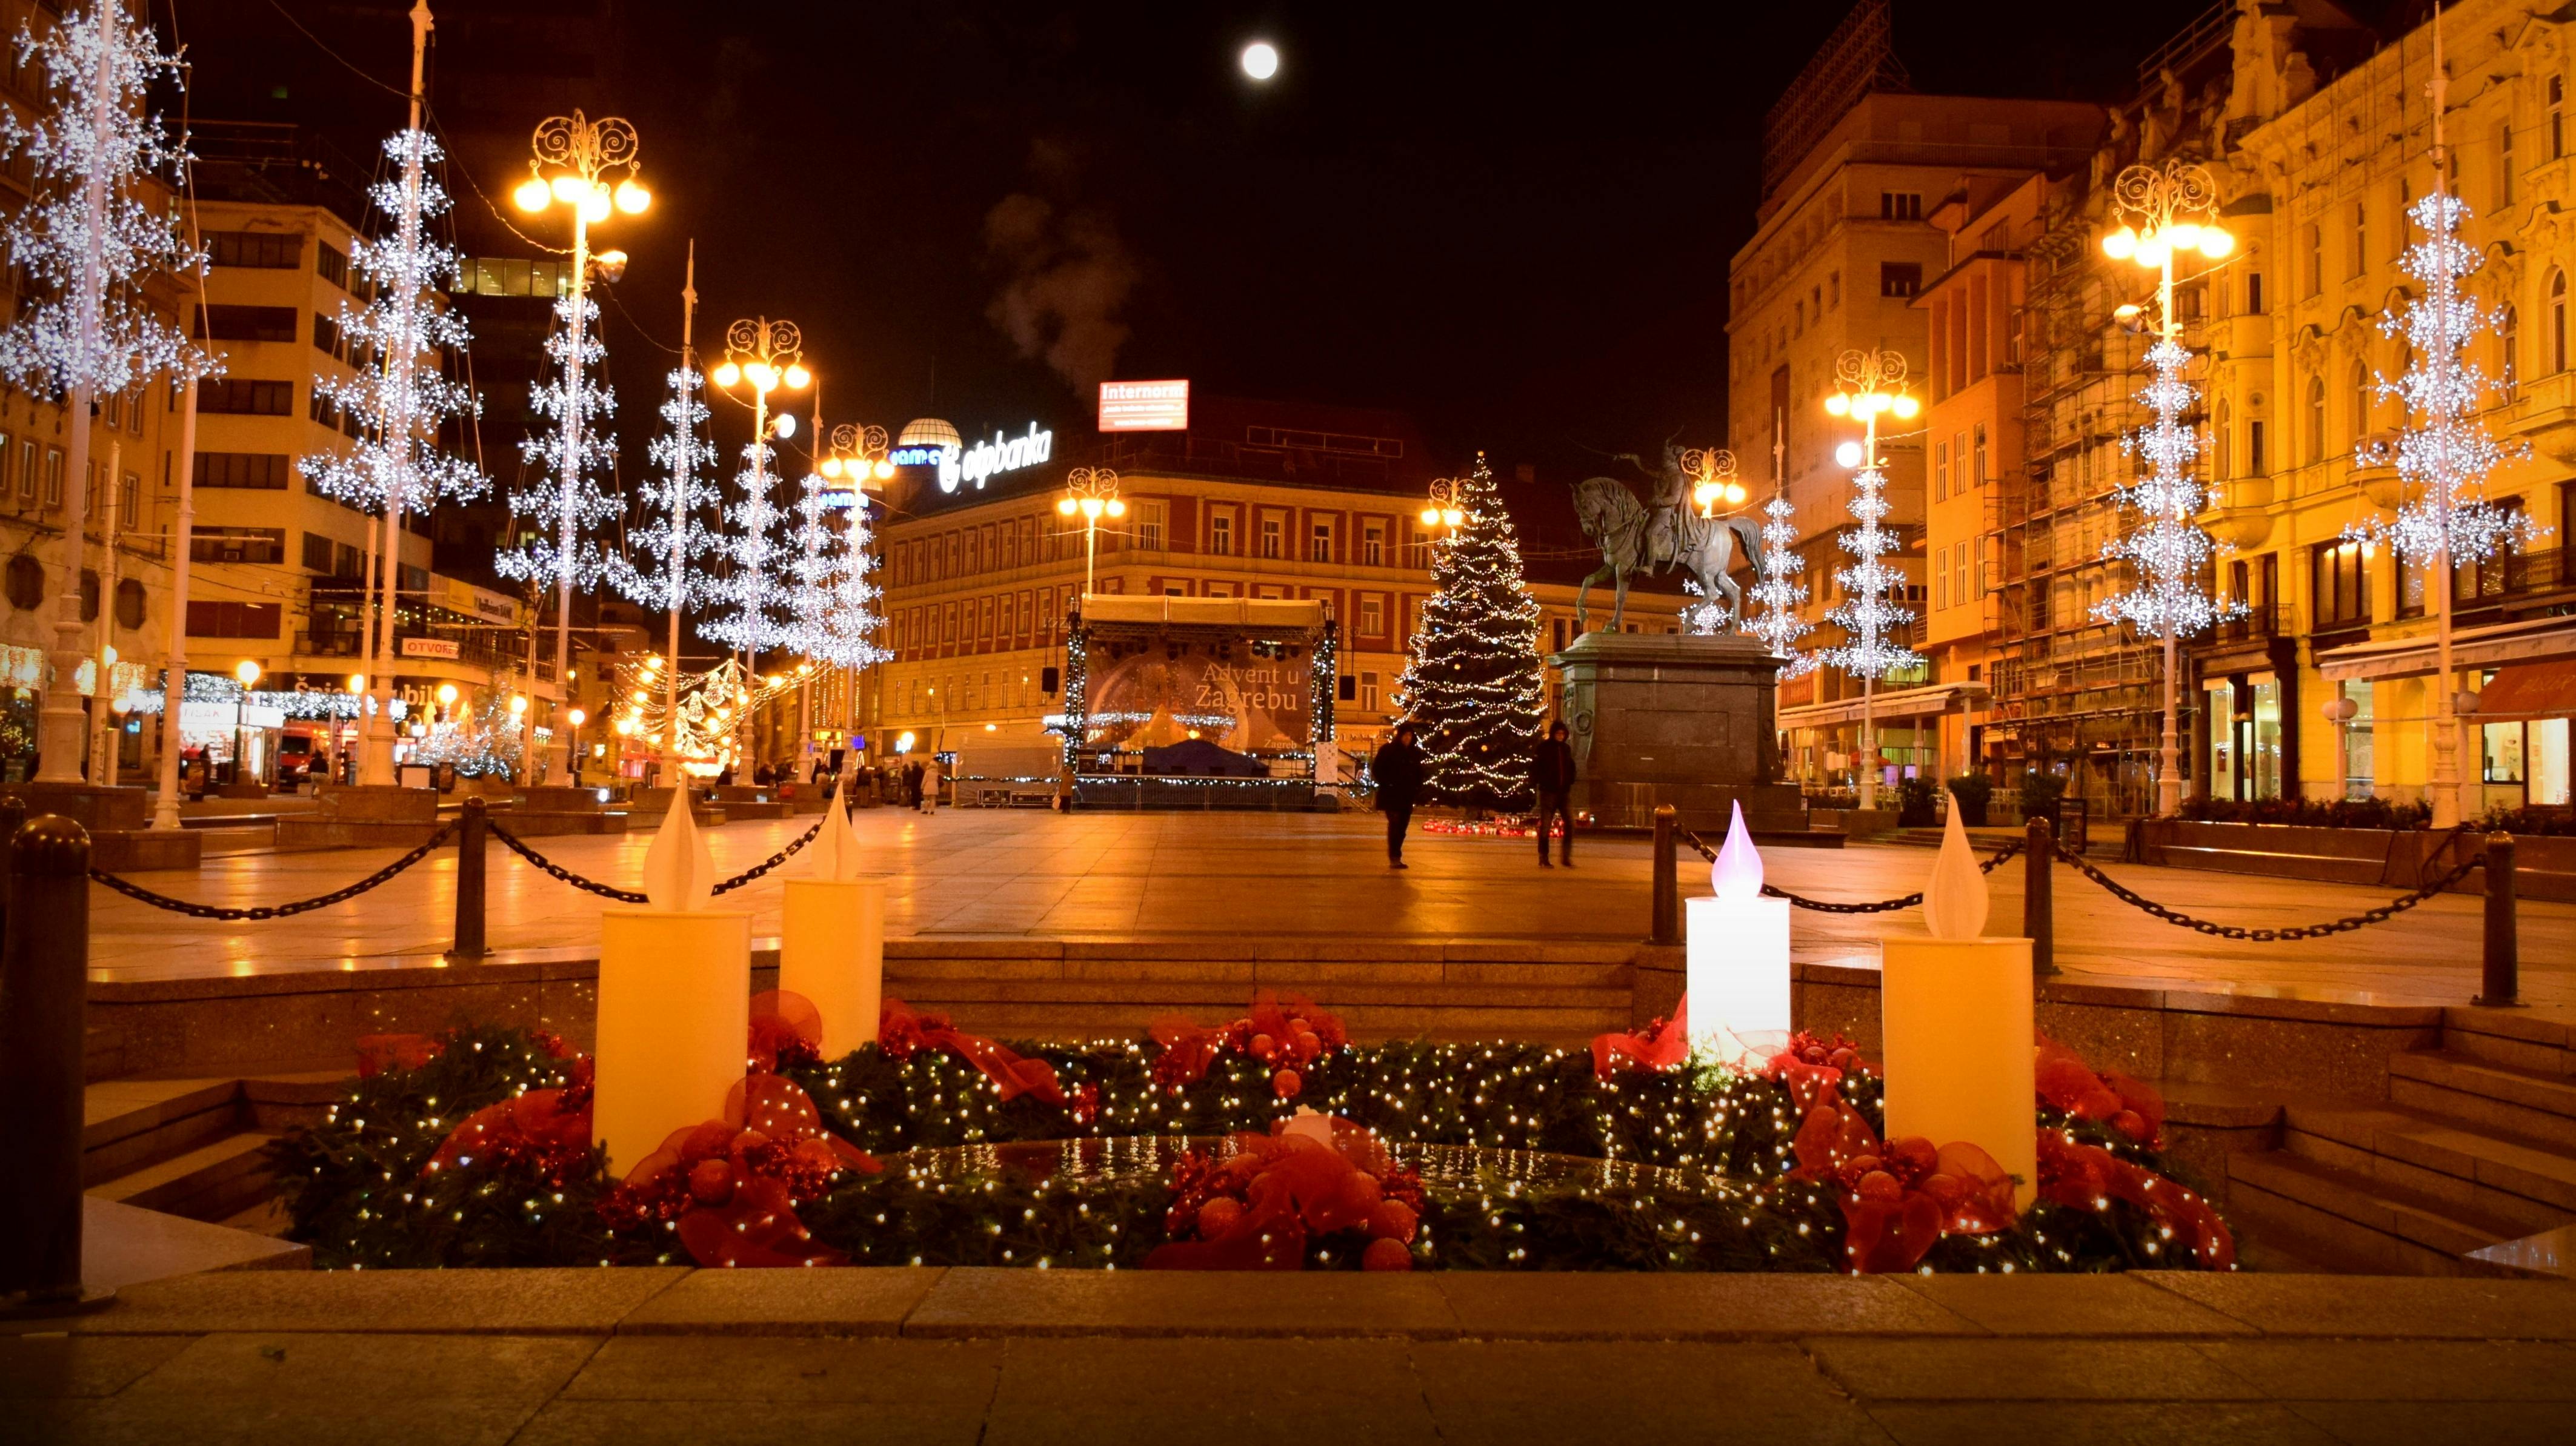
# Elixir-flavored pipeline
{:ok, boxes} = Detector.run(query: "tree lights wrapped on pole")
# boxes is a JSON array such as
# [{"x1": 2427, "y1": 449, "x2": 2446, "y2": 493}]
[
  {"x1": 0, "y1": 0, "x2": 212, "y2": 785},
  {"x1": 498, "y1": 110, "x2": 650, "y2": 784},
  {"x1": 2094, "y1": 159, "x2": 2235, "y2": 818},
  {"x1": 2340, "y1": 7, "x2": 2530, "y2": 829},
  {"x1": 304, "y1": 3, "x2": 490, "y2": 789},
  {"x1": 1743, "y1": 479, "x2": 1814, "y2": 674},
  {"x1": 1819, "y1": 350, "x2": 1921, "y2": 812},
  {"x1": 605, "y1": 246, "x2": 717, "y2": 781},
  {"x1": 700, "y1": 317, "x2": 809, "y2": 659}
]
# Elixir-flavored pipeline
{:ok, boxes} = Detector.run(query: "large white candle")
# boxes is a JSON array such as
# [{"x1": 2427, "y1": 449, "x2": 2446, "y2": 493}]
[
  {"x1": 1880, "y1": 807, "x2": 2035, "y2": 1207},
  {"x1": 779, "y1": 780, "x2": 885, "y2": 1056},
  {"x1": 1686, "y1": 801, "x2": 1791, "y2": 1066},
  {"x1": 593, "y1": 788, "x2": 750, "y2": 1175}
]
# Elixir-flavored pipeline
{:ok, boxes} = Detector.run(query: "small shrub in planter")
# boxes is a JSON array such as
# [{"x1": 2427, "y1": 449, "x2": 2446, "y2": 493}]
[
  {"x1": 2020, "y1": 771, "x2": 2068, "y2": 822},
  {"x1": 2180, "y1": 795, "x2": 2432, "y2": 830},
  {"x1": 1947, "y1": 773, "x2": 1993, "y2": 826},
  {"x1": 1896, "y1": 776, "x2": 1939, "y2": 827}
]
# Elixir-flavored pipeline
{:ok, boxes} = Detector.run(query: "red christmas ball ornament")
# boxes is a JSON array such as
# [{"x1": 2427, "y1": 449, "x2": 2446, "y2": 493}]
[
  {"x1": 1197, "y1": 1197, "x2": 1245, "y2": 1239},
  {"x1": 687, "y1": 1158, "x2": 736, "y2": 1206},
  {"x1": 1848, "y1": 1153, "x2": 1883, "y2": 1178},
  {"x1": 2111, "y1": 1109, "x2": 2149, "y2": 1142},
  {"x1": 1370, "y1": 1199, "x2": 1419, "y2": 1242},
  {"x1": 1889, "y1": 1136, "x2": 1939, "y2": 1178},
  {"x1": 1826, "y1": 1047, "x2": 1856, "y2": 1070},
  {"x1": 1286, "y1": 1017, "x2": 1311, "y2": 1038},
  {"x1": 1249, "y1": 1033, "x2": 1276, "y2": 1061},
  {"x1": 1271, "y1": 1069, "x2": 1301, "y2": 1098},
  {"x1": 1362, "y1": 1237, "x2": 1414, "y2": 1272},
  {"x1": 1339, "y1": 1171, "x2": 1383, "y2": 1217},
  {"x1": 1856, "y1": 1170, "x2": 1903, "y2": 1203},
  {"x1": 1295, "y1": 1030, "x2": 1322, "y2": 1056}
]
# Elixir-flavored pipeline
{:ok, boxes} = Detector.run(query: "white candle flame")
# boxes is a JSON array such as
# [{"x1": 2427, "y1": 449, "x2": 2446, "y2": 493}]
[
  {"x1": 641, "y1": 784, "x2": 714, "y2": 912},
  {"x1": 1711, "y1": 800, "x2": 1764, "y2": 901},
  {"x1": 806, "y1": 777, "x2": 865, "y2": 882},
  {"x1": 1922, "y1": 803, "x2": 1989, "y2": 941}
]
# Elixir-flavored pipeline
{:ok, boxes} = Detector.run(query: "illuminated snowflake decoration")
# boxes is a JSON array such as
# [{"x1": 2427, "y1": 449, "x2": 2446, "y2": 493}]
[
  {"x1": 2094, "y1": 333, "x2": 2232, "y2": 640},
  {"x1": 2341, "y1": 191, "x2": 2540, "y2": 566},
  {"x1": 496, "y1": 291, "x2": 619, "y2": 593},
  {"x1": 1678, "y1": 580, "x2": 1727, "y2": 637},
  {"x1": 608, "y1": 365, "x2": 720, "y2": 617},
  {"x1": 302, "y1": 129, "x2": 488, "y2": 513},
  {"x1": 1743, "y1": 488, "x2": 1814, "y2": 676},
  {"x1": 1820, "y1": 459, "x2": 1919, "y2": 680},
  {"x1": 699, "y1": 439, "x2": 793, "y2": 652},
  {"x1": 0, "y1": 2, "x2": 213, "y2": 397}
]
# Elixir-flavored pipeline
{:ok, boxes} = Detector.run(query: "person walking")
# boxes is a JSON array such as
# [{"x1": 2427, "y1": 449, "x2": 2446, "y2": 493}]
[
  {"x1": 1371, "y1": 723, "x2": 1425, "y2": 870},
  {"x1": 918, "y1": 755, "x2": 941, "y2": 815},
  {"x1": 902, "y1": 758, "x2": 923, "y2": 808},
  {"x1": 1531, "y1": 721, "x2": 1577, "y2": 867}
]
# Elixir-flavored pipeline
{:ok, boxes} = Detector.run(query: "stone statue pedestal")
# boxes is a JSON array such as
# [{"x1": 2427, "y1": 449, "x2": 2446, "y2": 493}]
[{"x1": 1547, "y1": 631, "x2": 1805, "y2": 833}]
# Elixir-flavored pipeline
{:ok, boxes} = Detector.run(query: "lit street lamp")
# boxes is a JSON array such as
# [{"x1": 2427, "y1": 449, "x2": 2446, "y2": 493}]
[
  {"x1": 1821, "y1": 349, "x2": 1921, "y2": 812},
  {"x1": 1680, "y1": 447, "x2": 1746, "y2": 519},
  {"x1": 1056, "y1": 466, "x2": 1123, "y2": 595},
  {"x1": 2100, "y1": 159, "x2": 2231, "y2": 818},
  {"x1": 233, "y1": 659, "x2": 262, "y2": 790},
  {"x1": 512, "y1": 110, "x2": 649, "y2": 783}
]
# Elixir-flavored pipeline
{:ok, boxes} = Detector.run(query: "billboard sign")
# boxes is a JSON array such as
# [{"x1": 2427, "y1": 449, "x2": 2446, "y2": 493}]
[{"x1": 1098, "y1": 379, "x2": 1190, "y2": 433}]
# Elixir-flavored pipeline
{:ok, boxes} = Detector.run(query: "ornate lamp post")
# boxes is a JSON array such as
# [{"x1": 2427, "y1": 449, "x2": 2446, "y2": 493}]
[
  {"x1": 1680, "y1": 447, "x2": 1746, "y2": 519},
  {"x1": 2099, "y1": 159, "x2": 2233, "y2": 817},
  {"x1": 510, "y1": 111, "x2": 648, "y2": 782},
  {"x1": 1056, "y1": 466, "x2": 1123, "y2": 595},
  {"x1": 820, "y1": 423, "x2": 893, "y2": 489},
  {"x1": 1821, "y1": 348, "x2": 1922, "y2": 812}
]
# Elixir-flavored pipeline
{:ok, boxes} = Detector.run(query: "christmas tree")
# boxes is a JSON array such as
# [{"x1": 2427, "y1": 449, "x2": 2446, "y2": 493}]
[
  {"x1": 1395, "y1": 455, "x2": 1546, "y2": 810},
  {"x1": 699, "y1": 437, "x2": 792, "y2": 653},
  {"x1": 1743, "y1": 485, "x2": 1814, "y2": 674},
  {"x1": 610, "y1": 364, "x2": 719, "y2": 622}
]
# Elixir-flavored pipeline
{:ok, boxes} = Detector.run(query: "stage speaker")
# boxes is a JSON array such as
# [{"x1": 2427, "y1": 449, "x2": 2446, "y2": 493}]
[{"x1": 1042, "y1": 666, "x2": 1060, "y2": 696}]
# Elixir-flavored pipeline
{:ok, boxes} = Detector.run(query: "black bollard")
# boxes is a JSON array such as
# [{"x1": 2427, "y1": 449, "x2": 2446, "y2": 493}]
[
  {"x1": 1649, "y1": 804, "x2": 1679, "y2": 946},
  {"x1": 2475, "y1": 832, "x2": 2520, "y2": 1008},
  {"x1": 0, "y1": 814, "x2": 105, "y2": 1313},
  {"x1": 0, "y1": 794, "x2": 24, "y2": 941},
  {"x1": 2025, "y1": 814, "x2": 2057, "y2": 977},
  {"x1": 451, "y1": 795, "x2": 488, "y2": 963}
]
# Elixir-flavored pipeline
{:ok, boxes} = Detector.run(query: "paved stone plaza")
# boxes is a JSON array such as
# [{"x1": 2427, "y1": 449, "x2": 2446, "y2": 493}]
[
  {"x1": 85, "y1": 811, "x2": 2576, "y2": 1013},
  {"x1": 7, "y1": 1268, "x2": 2575, "y2": 1444}
]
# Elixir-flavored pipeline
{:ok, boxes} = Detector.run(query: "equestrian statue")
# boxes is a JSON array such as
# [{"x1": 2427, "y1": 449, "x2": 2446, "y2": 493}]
[{"x1": 1569, "y1": 442, "x2": 1765, "y2": 632}]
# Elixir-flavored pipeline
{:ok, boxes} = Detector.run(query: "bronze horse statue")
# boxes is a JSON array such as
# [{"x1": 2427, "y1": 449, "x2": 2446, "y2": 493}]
[{"x1": 1569, "y1": 445, "x2": 1764, "y2": 632}]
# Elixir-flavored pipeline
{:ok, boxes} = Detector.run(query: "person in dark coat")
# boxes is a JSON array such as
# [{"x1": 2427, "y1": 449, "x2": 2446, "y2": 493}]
[
  {"x1": 1371, "y1": 723, "x2": 1426, "y2": 869},
  {"x1": 1531, "y1": 721, "x2": 1577, "y2": 867},
  {"x1": 902, "y1": 758, "x2": 925, "y2": 808}
]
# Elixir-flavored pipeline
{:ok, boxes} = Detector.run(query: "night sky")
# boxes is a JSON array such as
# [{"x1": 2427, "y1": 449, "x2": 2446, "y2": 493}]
[{"x1": 183, "y1": 0, "x2": 2279, "y2": 527}]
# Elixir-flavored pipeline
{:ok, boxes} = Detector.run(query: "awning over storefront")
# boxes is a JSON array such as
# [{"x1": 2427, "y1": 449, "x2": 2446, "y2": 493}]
[
  {"x1": 1778, "y1": 680, "x2": 1989, "y2": 732},
  {"x1": 2315, "y1": 617, "x2": 2576, "y2": 682},
  {"x1": 2475, "y1": 659, "x2": 2576, "y2": 718}
]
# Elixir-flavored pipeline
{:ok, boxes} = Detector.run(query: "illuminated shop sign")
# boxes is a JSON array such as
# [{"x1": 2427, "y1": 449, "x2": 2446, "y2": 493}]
[
  {"x1": 888, "y1": 443, "x2": 951, "y2": 468},
  {"x1": 1099, "y1": 379, "x2": 1189, "y2": 432},
  {"x1": 936, "y1": 422, "x2": 1054, "y2": 493}
]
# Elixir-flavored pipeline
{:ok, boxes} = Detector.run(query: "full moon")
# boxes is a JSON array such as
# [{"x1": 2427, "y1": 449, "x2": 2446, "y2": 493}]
[{"x1": 1240, "y1": 41, "x2": 1279, "y2": 81}]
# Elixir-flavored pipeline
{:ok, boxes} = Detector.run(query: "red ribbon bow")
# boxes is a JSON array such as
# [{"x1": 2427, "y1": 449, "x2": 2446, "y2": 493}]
[{"x1": 879, "y1": 999, "x2": 1066, "y2": 1106}]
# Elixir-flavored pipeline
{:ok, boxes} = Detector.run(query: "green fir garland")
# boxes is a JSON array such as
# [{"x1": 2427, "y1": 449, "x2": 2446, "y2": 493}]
[{"x1": 270, "y1": 1027, "x2": 2216, "y2": 1274}]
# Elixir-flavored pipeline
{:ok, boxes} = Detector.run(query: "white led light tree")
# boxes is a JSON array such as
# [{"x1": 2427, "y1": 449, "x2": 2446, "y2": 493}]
[
  {"x1": 2092, "y1": 158, "x2": 2237, "y2": 817},
  {"x1": 1819, "y1": 349, "x2": 1922, "y2": 811},
  {"x1": 1396, "y1": 454, "x2": 1546, "y2": 811},
  {"x1": 1743, "y1": 483, "x2": 1814, "y2": 674},
  {"x1": 302, "y1": 114, "x2": 489, "y2": 786},
  {"x1": 0, "y1": 0, "x2": 212, "y2": 783},
  {"x1": 2341, "y1": 12, "x2": 2533, "y2": 829},
  {"x1": 701, "y1": 437, "x2": 793, "y2": 655}
]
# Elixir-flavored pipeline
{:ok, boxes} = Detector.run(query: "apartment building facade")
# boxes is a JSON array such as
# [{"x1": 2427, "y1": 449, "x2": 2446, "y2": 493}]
[{"x1": 1726, "y1": 22, "x2": 2103, "y2": 794}]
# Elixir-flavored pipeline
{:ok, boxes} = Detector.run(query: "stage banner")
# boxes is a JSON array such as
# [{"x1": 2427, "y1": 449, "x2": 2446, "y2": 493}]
[{"x1": 1083, "y1": 642, "x2": 1311, "y2": 752}]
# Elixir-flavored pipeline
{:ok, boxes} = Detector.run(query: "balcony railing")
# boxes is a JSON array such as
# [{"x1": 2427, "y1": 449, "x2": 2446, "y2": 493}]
[{"x1": 2214, "y1": 597, "x2": 2280, "y2": 646}]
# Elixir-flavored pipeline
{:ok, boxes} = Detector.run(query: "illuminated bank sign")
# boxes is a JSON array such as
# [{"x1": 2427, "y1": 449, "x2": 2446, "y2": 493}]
[
  {"x1": 936, "y1": 422, "x2": 1054, "y2": 494},
  {"x1": 888, "y1": 443, "x2": 950, "y2": 468}
]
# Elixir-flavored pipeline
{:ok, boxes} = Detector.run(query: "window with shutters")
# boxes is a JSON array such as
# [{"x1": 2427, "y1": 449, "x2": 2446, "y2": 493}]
[
  {"x1": 195, "y1": 305, "x2": 298, "y2": 342},
  {"x1": 186, "y1": 600, "x2": 284, "y2": 638},
  {"x1": 201, "y1": 379, "x2": 292, "y2": 416},
  {"x1": 205, "y1": 231, "x2": 301, "y2": 268},
  {"x1": 196, "y1": 453, "x2": 291, "y2": 489}
]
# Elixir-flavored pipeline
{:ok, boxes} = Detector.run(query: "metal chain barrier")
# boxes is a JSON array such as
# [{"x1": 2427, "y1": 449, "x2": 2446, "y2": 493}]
[
  {"x1": 485, "y1": 812, "x2": 828, "y2": 904},
  {"x1": 88, "y1": 821, "x2": 459, "y2": 921},
  {"x1": 485, "y1": 821, "x2": 648, "y2": 904},
  {"x1": 711, "y1": 815, "x2": 825, "y2": 896},
  {"x1": 2055, "y1": 839, "x2": 2489, "y2": 943},
  {"x1": 1680, "y1": 829, "x2": 2023, "y2": 913}
]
